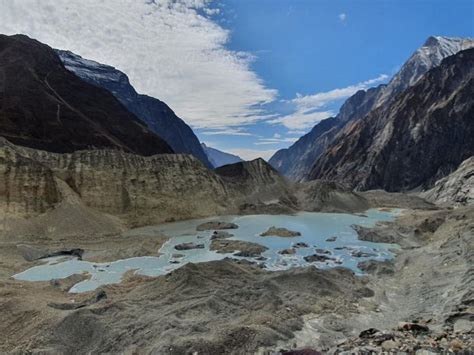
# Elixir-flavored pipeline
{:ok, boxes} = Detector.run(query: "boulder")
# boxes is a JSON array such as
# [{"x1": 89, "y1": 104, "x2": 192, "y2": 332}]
[
  {"x1": 174, "y1": 242, "x2": 205, "y2": 251},
  {"x1": 196, "y1": 221, "x2": 238, "y2": 231},
  {"x1": 260, "y1": 226, "x2": 301, "y2": 237}
]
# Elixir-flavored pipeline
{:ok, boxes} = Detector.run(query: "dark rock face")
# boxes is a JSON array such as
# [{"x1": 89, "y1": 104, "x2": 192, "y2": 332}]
[
  {"x1": 309, "y1": 49, "x2": 474, "y2": 191},
  {"x1": 269, "y1": 117, "x2": 340, "y2": 181},
  {"x1": 57, "y1": 50, "x2": 211, "y2": 167},
  {"x1": 0, "y1": 34, "x2": 173, "y2": 156}
]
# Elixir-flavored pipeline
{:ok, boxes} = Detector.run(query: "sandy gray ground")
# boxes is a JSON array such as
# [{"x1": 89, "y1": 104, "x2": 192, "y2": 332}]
[{"x1": 0, "y1": 192, "x2": 472, "y2": 354}]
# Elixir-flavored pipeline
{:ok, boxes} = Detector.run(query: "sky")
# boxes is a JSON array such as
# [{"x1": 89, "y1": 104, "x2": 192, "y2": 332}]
[{"x1": 0, "y1": 0, "x2": 472, "y2": 160}]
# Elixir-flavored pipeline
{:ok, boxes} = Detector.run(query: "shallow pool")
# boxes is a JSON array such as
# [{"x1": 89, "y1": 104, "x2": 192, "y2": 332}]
[{"x1": 13, "y1": 208, "x2": 401, "y2": 293}]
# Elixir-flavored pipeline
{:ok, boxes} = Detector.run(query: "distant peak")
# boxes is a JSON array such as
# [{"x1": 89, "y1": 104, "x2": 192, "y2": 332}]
[{"x1": 422, "y1": 35, "x2": 473, "y2": 48}]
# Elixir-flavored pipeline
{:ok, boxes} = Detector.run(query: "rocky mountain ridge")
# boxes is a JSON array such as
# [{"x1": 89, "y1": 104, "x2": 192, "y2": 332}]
[
  {"x1": 269, "y1": 36, "x2": 474, "y2": 183},
  {"x1": 57, "y1": 50, "x2": 211, "y2": 167},
  {"x1": 0, "y1": 34, "x2": 172, "y2": 157},
  {"x1": 308, "y1": 48, "x2": 474, "y2": 191}
]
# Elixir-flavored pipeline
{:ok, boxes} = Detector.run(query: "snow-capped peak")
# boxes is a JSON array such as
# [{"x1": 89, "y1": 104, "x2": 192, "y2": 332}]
[
  {"x1": 57, "y1": 49, "x2": 128, "y2": 85},
  {"x1": 376, "y1": 35, "x2": 474, "y2": 106}
]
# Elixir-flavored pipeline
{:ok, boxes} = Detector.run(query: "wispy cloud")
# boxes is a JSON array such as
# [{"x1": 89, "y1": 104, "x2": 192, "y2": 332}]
[
  {"x1": 287, "y1": 129, "x2": 307, "y2": 135},
  {"x1": 338, "y1": 13, "x2": 347, "y2": 23},
  {"x1": 254, "y1": 136, "x2": 298, "y2": 145},
  {"x1": 270, "y1": 74, "x2": 388, "y2": 129},
  {"x1": 0, "y1": 0, "x2": 277, "y2": 129},
  {"x1": 291, "y1": 74, "x2": 388, "y2": 111},
  {"x1": 200, "y1": 127, "x2": 253, "y2": 136}
]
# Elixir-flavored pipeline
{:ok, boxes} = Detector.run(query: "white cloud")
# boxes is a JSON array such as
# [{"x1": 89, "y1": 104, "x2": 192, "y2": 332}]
[
  {"x1": 201, "y1": 127, "x2": 253, "y2": 136},
  {"x1": 0, "y1": 0, "x2": 276, "y2": 129},
  {"x1": 287, "y1": 129, "x2": 307, "y2": 135},
  {"x1": 338, "y1": 13, "x2": 347, "y2": 22},
  {"x1": 226, "y1": 148, "x2": 276, "y2": 161},
  {"x1": 291, "y1": 74, "x2": 388, "y2": 111},
  {"x1": 255, "y1": 137, "x2": 298, "y2": 145},
  {"x1": 269, "y1": 110, "x2": 334, "y2": 130},
  {"x1": 270, "y1": 74, "x2": 388, "y2": 129}
]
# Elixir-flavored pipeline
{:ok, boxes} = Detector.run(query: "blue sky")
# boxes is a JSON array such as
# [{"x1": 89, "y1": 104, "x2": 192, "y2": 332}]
[
  {"x1": 197, "y1": 0, "x2": 474, "y2": 159},
  {"x1": 0, "y1": 0, "x2": 472, "y2": 160}
]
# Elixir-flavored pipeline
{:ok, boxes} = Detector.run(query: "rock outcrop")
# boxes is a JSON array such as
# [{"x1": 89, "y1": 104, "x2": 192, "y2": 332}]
[
  {"x1": 215, "y1": 158, "x2": 292, "y2": 204},
  {"x1": 421, "y1": 156, "x2": 474, "y2": 206},
  {"x1": 0, "y1": 34, "x2": 172, "y2": 156},
  {"x1": 309, "y1": 48, "x2": 474, "y2": 191},
  {"x1": 57, "y1": 50, "x2": 211, "y2": 167},
  {"x1": 295, "y1": 180, "x2": 370, "y2": 213}
]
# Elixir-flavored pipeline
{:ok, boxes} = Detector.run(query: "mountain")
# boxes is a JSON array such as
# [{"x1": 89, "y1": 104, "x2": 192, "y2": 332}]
[
  {"x1": 375, "y1": 36, "x2": 474, "y2": 106},
  {"x1": 0, "y1": 34, "x2": 172, "y2": 156},
  {"x1": 269, "y1": 36, "x2": 474, "y2": 181},
  {"x1": 57, "y1": 50, "x2": 211, "y2": 168},
  {"x1": 269, "y1": 85, "x2": 383, "y2": 180},
  {"x1": 421, "y1": 157, "x2": 474, "y2": 207},
  {"x1": 201, "y1": 143, "x2": 243, "y2": 168},
  {"x1": 308, "y1": 48, "x2": 474, "y2": 191}
]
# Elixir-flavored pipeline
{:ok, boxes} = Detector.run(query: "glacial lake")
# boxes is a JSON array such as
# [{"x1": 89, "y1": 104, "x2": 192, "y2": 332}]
[{"x1": 13, "y1": 209, "x2": 401, "y2": 293}]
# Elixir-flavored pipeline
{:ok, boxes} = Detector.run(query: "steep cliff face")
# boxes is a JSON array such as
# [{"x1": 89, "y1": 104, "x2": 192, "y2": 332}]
[
  {"x1": 0, "y1": 141, "x2": 61, "y2": 218},
  {"x1": 309, "y1": 49, "x2": 474, "y2": 191},
  {"x1": 269, "y1": 36, "x2": 473, "y2": 182},
  {"x1": 0, "y1": 139, "x2": 297, "y2": 227},
  {"x1": 20, "y1": 149, "x2": 229, "y2": 226},
  {"x1": 0, "y1": 34, "x2": 172, "y2": 156},
  {"x1": 421, "y1": 157, "x2": 474, "y2": 206},
  {"x1": 57, "y1": 50, "x2": 211, "y2": 167}
]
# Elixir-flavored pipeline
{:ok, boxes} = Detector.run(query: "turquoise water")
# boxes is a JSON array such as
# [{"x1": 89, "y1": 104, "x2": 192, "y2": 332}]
[{"x1": 13, "y1": 209, "x2": 401, "y2": 293}]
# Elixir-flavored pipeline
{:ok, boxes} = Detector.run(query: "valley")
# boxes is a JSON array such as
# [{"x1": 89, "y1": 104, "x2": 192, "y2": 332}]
[{"x1": 0, "y1": 15, "x2": 472, "y2": 355}]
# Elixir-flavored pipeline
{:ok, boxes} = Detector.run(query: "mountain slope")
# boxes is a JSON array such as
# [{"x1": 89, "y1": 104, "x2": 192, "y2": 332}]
[
  {"x1": 269, "y1": 85, "x2": 383, "y2": 180},
  {"x1": 0, "y1": 34, "x2": 172, "y2": 156},
  {"x1": 376, "y1": 36, "x2": 474, "y2": 106},
  {"x1": 421, "y1": 157, "x2": 474, "y2": 207},
  {"x1": 57, "y1": 50, "x2": 211, "y2": 167},
  {"x1": 308, "y1": 48, "x2": 474, "y2": 191},
  {"x1": 269, "y1": 36, "x2": 474, "y2": 181},
  {"x1": 201, "y1": 143, "x2": 243, "y2": 168}
]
